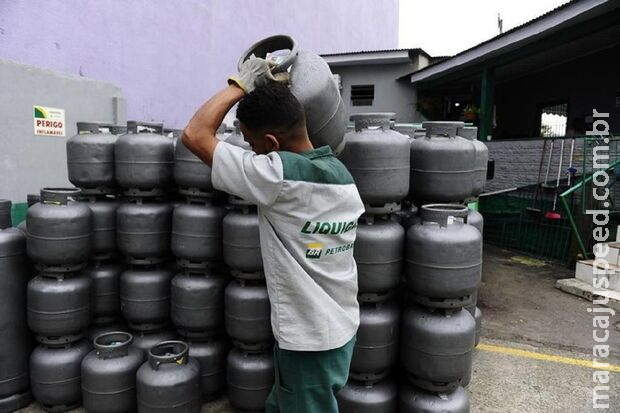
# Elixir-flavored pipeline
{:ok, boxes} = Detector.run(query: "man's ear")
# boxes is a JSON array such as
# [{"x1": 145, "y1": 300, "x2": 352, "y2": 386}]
[{"x1": 264, "y1": 133, "x2": 280, "y2": 152}]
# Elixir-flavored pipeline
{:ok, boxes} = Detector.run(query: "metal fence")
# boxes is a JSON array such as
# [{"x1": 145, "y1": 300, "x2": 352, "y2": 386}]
[{"x1": 480, "y1": 134, "x2": 620, "y2": 266}]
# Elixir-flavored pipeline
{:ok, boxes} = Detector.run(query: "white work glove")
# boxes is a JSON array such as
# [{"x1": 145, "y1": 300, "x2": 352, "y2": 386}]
[{"x1": 228, "y1": 58, "x2": 289, "y2": 94}]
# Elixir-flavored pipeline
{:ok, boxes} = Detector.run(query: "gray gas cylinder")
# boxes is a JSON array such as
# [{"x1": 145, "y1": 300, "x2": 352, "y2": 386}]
[
  {"x1": 337, "y1": 377, "x2": 398, "y2": 413},
  {"x1": 136, "y1": 341, "x2": 201, "y2": 413},
  {"x1": 173, "y1": 137, "x2": 214, "y2": 197},
  {"x1": 171, "y1": 199, "x2": 226, "y2": 268},
  {"x1": 350, "y1": 300, "x2": 400, "y2": 381},
  {"x1": 401, "y1": 305, "x2": 475, "y2": 392},
  {"x1": 399, "y1": 381, "x2": 470, "y2": 413},
  {"x1": 223, "y1": 206, "x2": 263, "y2": 276},
  {"x1": 339, "y1": 113, "x2": 410, "y2": 209},
  {"x1": 66, "y1": 122, "x2": 119, "y2": 196},
  {"x1": 81, "y1": 196, "x2": 120, "y2": 260},
  {"x1": 81, "y1": 332, "x2": 145, "y2": 413},
  {"x1": 227, "y1": 348, "x2": 275, "y2": 412},
  {"x1": 131, "y1": 328, "x2": 178, "y2": 357},
  {"x1": 120, "y1": 266, "x2": 174, "y2": 331},
  {"x1": 116, "y1": 199, "x2": 172, "y2": 265},
  {"x1": 355, "y1": 216, "x2": 404, "y2": 296},
  {"x1": 85, "y1": 260, "x2": 123, "y2": 325},
  {"x1": 114, "y1": 121, "x2": 174, "y2": 197},
  {"x1": 405, "y1": 204, "x2": 482, "y2": 309},
  {"x1": 225, "y1": 278, "x2": 273, "y2": 351},
  {"x1": 238, "y1": 35, "x2": 346, "y2": 153},
  {"x1": 30, "y1": 340, "x2": 92, "y2": 412},
  {"x1": 0, "y1": 213, "x2": 33, "y2": 411},
  {"x1": 224, "y1": 120, "x2": 251, "y2": 150},
  {"x1": 466, "y1": 208, "x2": 484, "y2": 234},
  {"x1": 464, "y1": 294, "x2": 483, "y2": 347},
  {"x1": 187, "y1": 337, "x2": 230, "y2": 401},
  {"x1": 410, "y1": 121, "x2": 487, "y2": 202},
  {"x1": 27, "y1": 272, "x2": 91, "y2": 345},
  {"x1": 171, "y1": 269, "x2": 228, "y2": 337},
  {"x1": 86, "y1": 321, "x2": 128, "y2": 343},
  {"x1": 458, "y1": 125, "x2": 489, "y2": 196},
  {"x1": 27, "y1": 188, "x2": 92, "y2": 273}
]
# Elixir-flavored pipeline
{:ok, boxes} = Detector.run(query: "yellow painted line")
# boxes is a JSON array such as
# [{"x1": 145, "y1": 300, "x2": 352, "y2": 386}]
[{"x1": 477, "y1": 343, "x2": 620, "y2": 372}]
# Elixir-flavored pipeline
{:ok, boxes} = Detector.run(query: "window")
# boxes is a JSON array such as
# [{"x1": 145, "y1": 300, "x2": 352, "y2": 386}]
[
  {"x1": 351, "y1": 84, "x2": 374, "y2": 106},
  {"x1": 539, "y1": 102, "x2": 568, "y2": 137}
]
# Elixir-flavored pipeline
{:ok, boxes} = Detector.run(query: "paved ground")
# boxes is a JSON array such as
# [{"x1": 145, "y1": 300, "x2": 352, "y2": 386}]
[{"x1": 18, "y1": 245, "x2": 620, "y2": 412}]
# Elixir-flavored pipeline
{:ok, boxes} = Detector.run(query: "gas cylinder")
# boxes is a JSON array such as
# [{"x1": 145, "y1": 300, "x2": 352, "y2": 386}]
[
  {"x1": 223, "y1": 206, "x2": 262, "y2": 276},
  {"x1": 171, "y1": 200, "x2": 226, "y2": 268},
  {"x1": 0, "y1": 213, "x2": 32, "y2": 411},
  {"x1": 337, "y1": 377, "x2": 398, "y2": 413},
  {"x1": 114, "y1": 121, "x2": 174, "y2": 197},
  {"x1": 405, "y1": 204, "x2": 482, "y2": 309},
  {"x1": 355, "y1": 216, "x2": 404, "y2": 296},
  {"x1": 66, "y1": 122, "x2": 119, "y2": 195},
  {"x1": 401, "y1": 305, "x2": 475, "y2": 392},
  {"x1": 399, "y1": 381, "x2": 470, "y2": 413},
  {"x1": 227, "y1": 348, "x2": 274, "y2": 412},
  {"x1": 136, "y1": 341, "x2": 201, "y2": 413},
  {"x1": 120, "y1": 266, "x2": 173, "y2": 331},
  {"x1": 350, "y1": 300, "x2": 400, "y2": 381},
  {"x1": 339, "y1": 113, "x2": 410, "y2": 209},
  {"x1": 131, "y1": 329, "x2": 178, "y2": 357},
  {"x1": 117, "y1": 199, "x2": 172, "y2": 265},
  {"x1": 171, "y1": 270, "x2": 228, "y2": 337},
  {"x1": 187, "y1": 337, "x2": 230, "y2": 401},
  {"x1": 458, "y1": 125, "x2": 489, "y2": 196},
  {"x1": 27, "y1": 272, "x2": 91, "y2": 345},
  {"x1": 30, "y1": 340, "x2": 91, "y2": 412},
  {"x1": 84, "y1": 260, "x2": 123, "y2": 324},
  {"x1": 81, "y1": 196, "x2": 120, "y2": 260},
  {"x1": 466, "y1": 209, "x2": 484, "y2": 234},
  {"x1": 173, "y1": 137, "x2": 214, "y2": 197},
  {"x1": 225, "y1": 278, "x2": 272, "y2": 351},
  {"x1": 409, "y1": 121, "x2": 487, "y2": 202},
  {"x1": 81, "y1": 332, "x2": 144, "y2": 413},
  {"x1": 27, "y1": 188, "x2": 92, "y2": 273},
  {"x1": 238, "y1": 35, "x2": 346, "y2": 153}
]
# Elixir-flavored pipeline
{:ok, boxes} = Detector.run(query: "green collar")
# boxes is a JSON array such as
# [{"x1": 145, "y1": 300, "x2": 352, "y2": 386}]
[{"x1": 298, "y1": 146, "x2": 333, "y2": 160}]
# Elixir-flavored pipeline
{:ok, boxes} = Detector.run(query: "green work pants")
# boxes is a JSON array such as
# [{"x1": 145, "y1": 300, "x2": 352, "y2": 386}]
[{"x1": 265, "y1": 336, "x2": 356, "y2": 413}]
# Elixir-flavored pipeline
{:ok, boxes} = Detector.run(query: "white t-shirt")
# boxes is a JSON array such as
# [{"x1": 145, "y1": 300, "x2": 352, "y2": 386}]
[{"x1": 212, "y1": 141, "x2": 365, "y2": 351}]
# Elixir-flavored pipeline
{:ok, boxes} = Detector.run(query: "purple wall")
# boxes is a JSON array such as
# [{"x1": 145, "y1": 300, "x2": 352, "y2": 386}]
[{"x1": 0, "y1": 0, "x2": 399, "y2": 128}]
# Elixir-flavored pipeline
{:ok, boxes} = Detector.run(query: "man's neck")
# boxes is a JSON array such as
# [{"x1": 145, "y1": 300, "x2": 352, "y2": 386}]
[{"x1": 281, "y1": 137, "x2": 314, "y2": 154}]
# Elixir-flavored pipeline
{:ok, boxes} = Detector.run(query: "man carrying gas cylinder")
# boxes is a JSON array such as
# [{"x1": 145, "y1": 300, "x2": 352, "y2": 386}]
[{"x1": 182, "y1": 58, "x2": 364, "y2": 412}]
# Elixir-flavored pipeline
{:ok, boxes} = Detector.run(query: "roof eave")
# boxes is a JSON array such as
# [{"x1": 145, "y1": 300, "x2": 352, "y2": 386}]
[{"x1": 409, "y1": 0, "x2": 612, "y2": 84}]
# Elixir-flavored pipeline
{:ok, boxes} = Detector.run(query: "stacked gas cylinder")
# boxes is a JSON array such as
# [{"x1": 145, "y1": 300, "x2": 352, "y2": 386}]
[
  {"x1": 0, "y1": 200, "x2": 32, "y2": 411},
  {"x1": 337, "y1": 115, "x2": 488, "y2": 413},
  {"x1": 401, "y1": 120, "x2": 486, "y2": 412},
  {"x1": 337, "y1": 113, "x2": 410, "y2": 412},
  {"x1": 219, "y1": 124, "x2": 276, "y2": 412},
  {"x1": 25, "y1": 185, "x2": 94, "y2": 412},
  {"x1": 170, "y1": 126, "x2": 230, "y2": 404}
]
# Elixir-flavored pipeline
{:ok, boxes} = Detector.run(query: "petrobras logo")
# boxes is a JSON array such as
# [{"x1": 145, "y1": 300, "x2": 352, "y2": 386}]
[{"x1": 305, "y1": 242, "x2": 323, "y2": 259}]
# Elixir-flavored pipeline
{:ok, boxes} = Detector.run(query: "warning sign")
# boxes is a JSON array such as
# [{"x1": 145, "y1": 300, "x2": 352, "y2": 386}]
[{"x1": 33, "y1": 105, "x2": 65, "y2": 136}]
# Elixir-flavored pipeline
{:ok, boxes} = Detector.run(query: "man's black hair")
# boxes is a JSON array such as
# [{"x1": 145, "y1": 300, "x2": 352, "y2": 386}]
[{"x1": 236, "y1": 83, "x2": 306, "y2": 133}]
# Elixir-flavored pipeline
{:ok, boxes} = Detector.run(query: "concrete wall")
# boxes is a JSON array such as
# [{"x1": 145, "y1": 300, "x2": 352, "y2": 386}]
[
  {"x1": 331, "y1": 62, "x2": 420, "y2": 122},
  {"x1": 495, "y1": 45, "x2": 620, "y2": 139},
  {"x1": 0, "y1": 0, "x2": 399, "y2": 129},
  {"x1": 0, "y1": 59, "x2": 125, "y2": 203}
]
